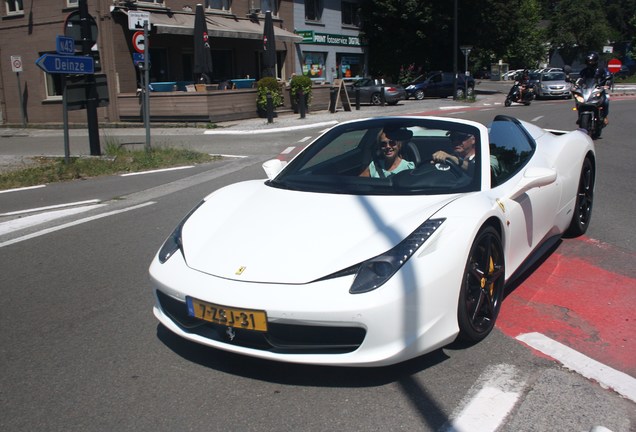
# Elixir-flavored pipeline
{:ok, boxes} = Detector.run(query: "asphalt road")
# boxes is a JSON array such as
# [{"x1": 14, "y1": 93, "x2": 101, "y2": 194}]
[{"x1": 1, "y1": 91, "x2": 634, "y2": 431}]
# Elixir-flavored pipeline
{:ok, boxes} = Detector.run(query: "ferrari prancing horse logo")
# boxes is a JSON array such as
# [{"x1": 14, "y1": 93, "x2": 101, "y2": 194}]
[{"x1": 235, "y1": 266, "x2": 246, "y2": 275}]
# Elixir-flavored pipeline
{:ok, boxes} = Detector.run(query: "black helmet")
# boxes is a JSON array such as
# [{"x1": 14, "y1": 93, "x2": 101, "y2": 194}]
[{"x1": 585, "y1": 52, "x2": 599, "y2": 67}]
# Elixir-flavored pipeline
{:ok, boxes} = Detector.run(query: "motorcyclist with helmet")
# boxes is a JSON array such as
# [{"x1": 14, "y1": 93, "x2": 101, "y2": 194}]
[
  {"x1": 505, "y1": 68, "x2": 533, "y2": 106},
  {"x1": 576, "y1": 52, "x2": 612, "y2": 125}
]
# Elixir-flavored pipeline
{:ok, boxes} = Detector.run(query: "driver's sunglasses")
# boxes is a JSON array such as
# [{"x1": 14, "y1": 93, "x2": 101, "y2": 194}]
[{"x1": 380, "y1": 140, "x2": 399, "y2": 147}]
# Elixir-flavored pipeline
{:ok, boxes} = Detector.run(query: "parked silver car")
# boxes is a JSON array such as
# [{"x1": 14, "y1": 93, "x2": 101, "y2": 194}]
[
  {"x1": 536, "y1": 71, "x2": 572, "y2": 99},
  {"x1": 347, "y1": 78, "x2": 406, "y2": 105}
]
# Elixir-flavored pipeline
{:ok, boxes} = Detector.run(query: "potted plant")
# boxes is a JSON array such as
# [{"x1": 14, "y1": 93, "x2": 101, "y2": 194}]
[
  {"x1": 256, "y1": 77, "x2": 283, "y2": 117},
  {"x1": 289, "y1": 74, "x2": 313, "y2": 113}
]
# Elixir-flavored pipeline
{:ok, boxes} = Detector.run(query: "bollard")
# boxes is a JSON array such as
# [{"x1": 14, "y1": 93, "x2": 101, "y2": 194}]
[
  {"x1": 381, "y1": 86, "x2": 386, "y2": 106},
  {"x1": 298, "y1": 90, "x2": 306, "y2": 119},
  {"x1": 329, "y1": 88, "x2": 337, "y2": 113},
  {"x1": 266, "y1": 91, "x2": 274, "y2": 124},
  {"x1": 355, "y1": 88, "x2": 360, "y2": 110}
]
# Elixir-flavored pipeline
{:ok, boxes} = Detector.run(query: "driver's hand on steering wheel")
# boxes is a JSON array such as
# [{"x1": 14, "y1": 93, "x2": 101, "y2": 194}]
[{"x1": 432, "y1": 150, "x2": 458, "y2": 165}]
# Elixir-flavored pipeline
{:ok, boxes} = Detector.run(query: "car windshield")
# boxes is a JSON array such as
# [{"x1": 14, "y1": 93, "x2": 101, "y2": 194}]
[
  {"x1": 542, "y1": 72, "x2": 566, "y2": 81},
  {"x1": 269, "y1": 118, "x2": 481, "y2": 195}
]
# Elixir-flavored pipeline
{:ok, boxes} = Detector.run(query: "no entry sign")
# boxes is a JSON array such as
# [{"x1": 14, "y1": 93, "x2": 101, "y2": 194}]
[{"x1": 607, "y1": 58, "x2": 622, "y2": 73}]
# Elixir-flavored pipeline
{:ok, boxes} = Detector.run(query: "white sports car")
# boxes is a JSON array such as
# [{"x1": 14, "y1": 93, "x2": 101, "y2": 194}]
[{"x1": 149, "y1": 115, "x2": 595, "y2": 367}]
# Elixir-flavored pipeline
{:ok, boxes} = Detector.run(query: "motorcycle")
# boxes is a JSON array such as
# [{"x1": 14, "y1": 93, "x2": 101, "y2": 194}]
[
  {"x1": 504, "y1": 81, "x2": 534, "y2": 106},
  {"x1": 571, "y1": 77, "x2": 608, "y2": 139}
]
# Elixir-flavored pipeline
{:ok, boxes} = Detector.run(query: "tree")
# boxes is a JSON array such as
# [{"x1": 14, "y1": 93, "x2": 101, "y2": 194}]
[
  {"x1": 359, "y1": 0, "x2": 434, "y2": 80},
  {"x1": 547, "y1": 0, "x2": 612, "y2": 64}
]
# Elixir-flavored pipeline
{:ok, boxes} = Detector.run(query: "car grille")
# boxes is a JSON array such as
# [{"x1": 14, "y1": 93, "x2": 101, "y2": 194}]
[{"x1": 156, "y1": 290, "x2": 366, "y2": 354}]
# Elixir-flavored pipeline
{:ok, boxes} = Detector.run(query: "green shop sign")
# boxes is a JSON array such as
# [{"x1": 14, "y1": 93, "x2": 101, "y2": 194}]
[{"x1": 295, "y1": 30, "x2": 364, "y2": 47}]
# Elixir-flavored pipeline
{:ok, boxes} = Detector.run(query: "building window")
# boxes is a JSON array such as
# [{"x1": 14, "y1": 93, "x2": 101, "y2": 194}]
[
  {"x1": 257, "y1": 0, "x2": 278, "y2": 15},
  {"x1": 136, "y1": 0, "x2": 164, "y2": 5},
  {"x1": 305, "y1": 0, "x2": 322, "y2": 22},
  {"x1": 206, "y1": 0, "x2": 230, "y2": 11},
  {"x1": 66, "y1": 0, "x2": 78, "y2": 7},
  {"x1": 302, "y1": 52, "x2": 326, "y2": 79},
  {"x1": 5, "y1": 0, "x2": 24, "y2": 15},
  {"x1": 341, "y1": 1, "x2": 360, "y2": 27}
]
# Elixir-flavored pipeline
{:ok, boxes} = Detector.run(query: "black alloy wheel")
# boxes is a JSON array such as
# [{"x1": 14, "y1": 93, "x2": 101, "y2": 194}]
[
  {"x1": 371, "y1": 93, "x2": 382, "y2": 105},
  {"x1": 415, "y1": 89, "x2": 425, "y2": 100},
  {"x1": 457, "y1": 226, "x2": 505, "y2": 342},
  {"x1": 565, "y1": 157, "x2": 595, "y2": 237}
]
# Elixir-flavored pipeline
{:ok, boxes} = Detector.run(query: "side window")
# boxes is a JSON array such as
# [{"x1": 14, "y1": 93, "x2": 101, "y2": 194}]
[{"x1": 488, "y1": 118, "x2": 535, "y2": 185}]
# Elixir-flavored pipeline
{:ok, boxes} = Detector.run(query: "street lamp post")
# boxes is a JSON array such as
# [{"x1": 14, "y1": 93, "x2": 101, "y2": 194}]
[{"x1": 460, "y1": 45, "x2": 472, "y2": 98}]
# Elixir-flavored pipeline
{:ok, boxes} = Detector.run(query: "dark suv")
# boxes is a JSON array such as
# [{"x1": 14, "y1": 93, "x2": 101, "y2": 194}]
[{"x1": 405, "y1": 71, "x2": 475, "y2": 100}]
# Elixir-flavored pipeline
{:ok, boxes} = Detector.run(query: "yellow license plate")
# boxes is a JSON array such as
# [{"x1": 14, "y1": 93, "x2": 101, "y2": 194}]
[{"x1": 187, "y1": 297, "x2": 268, "y2": 332}]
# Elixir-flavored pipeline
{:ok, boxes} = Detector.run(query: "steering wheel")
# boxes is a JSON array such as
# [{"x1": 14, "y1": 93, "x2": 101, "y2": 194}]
[{"x1": 441, "y1": 156, "x2": 467, "y2": 178}]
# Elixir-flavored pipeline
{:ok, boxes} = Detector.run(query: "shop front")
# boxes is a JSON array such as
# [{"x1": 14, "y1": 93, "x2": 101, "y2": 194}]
[{"x1": 294, "y1": 30, "x2": 367, "y2": 84}]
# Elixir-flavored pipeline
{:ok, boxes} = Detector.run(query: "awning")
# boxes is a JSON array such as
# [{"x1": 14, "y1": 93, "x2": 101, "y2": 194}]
[{"x1": 116, "y1": 9, "x2": 302, "y2": 42}]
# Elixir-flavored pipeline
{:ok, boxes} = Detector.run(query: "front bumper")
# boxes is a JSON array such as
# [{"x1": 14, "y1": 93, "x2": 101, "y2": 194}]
[{"x1": 149, "y1": 248, "x2": 460, "y2": 367}]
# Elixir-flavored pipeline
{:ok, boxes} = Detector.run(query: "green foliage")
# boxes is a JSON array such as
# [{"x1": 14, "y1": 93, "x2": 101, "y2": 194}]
[
  {"x1": 289, "y1": 74, "x2": 313, "y2": 105},
  {"x1": 547, "y1": 0, "x2": 612, "y2": 64},
  {"x1": 398, "y1": 63, "x2": 419, "y2": 85},
  {"x1": 256, "y1": 77, "x2": 283, "y2": 111},
  {"x1": 0, "y1": 148, "x2": 219, "y2": 191},
  {"x1": 360, "y1": 0, "x2": 635, "y2": 76}
]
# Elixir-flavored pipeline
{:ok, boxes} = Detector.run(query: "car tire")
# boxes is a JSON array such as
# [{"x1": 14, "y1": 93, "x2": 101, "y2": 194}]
[
  {"x1": 414, "y1": 89, "x2": 425, "y2": 100},
  {"x1": 564, "y1": 157, "x2": 595, "y2": 237},
  {"x1": 455, "y1": 88, "x2": 465, "y2": 99},
  {"x1": 370, "y1": 93, "x2": 382, "y2": 105},
  {"x1": 457, "y1": 225, "x2": 505, "y2": 342},
  {"x1": 467, "y1": 86, "x2": 474, "y2": 97}
]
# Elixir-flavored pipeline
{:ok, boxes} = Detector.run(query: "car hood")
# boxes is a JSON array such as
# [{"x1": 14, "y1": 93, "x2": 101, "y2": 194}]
[{"x1": 181, "y1": 180, "x2": 456, "y2": 284}]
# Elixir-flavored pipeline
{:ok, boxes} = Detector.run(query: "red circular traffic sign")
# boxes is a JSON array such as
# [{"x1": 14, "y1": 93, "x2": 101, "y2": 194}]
[
  {"x1": 132, "y1": 31, "x2": 145, "y2": 54},
  {"x1": 607, "y1": 58, "x2": 622, "y2": 73}
]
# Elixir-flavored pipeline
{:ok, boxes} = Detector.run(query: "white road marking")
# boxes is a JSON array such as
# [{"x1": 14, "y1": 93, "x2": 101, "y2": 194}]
[
  {"x1": 208, "y1": 154, "x2": 247, "y2": 158},
  {"x1": 0, "y1": 184, "x2": 46, "y2": 194},
  {"x1": 0, "y1": 204, "x2": 105, "y2": 235},
  {"x1": 440, "y1": 106, "x2": 470, "y2": 110},
  {"x1": 298, "y1": 136, "x2": 312, "y2": 143},
  {"x1": 532, "y1": 116, "x2": 544, "y2": 122},
  {"x1": 281, "y1": 147, "x2": 296, "y2": 154},
  {"x1": 120, "y1": 166, "x2": 194, "y2": 176},
  {"x1": 1, "y1": 199, "x2": 101, "y2": 216},
  {"x1": 516, "y1": 332, "x2": 636, "y2": 402},
  {"x1": 203, "y1": 121, "x2": 338, "y2": 135},
  {"x1": 0, "y1": 201, "x2": 155, "y2": 248},
  {"x1": 445, "y1": 364, "x2": 525, "y2": 432}
]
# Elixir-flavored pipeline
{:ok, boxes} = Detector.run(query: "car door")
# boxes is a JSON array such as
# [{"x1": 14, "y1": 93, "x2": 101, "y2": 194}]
[
  {"x1": 487, "y1": 118, "x2": 561, "y2": 274},
  {"x1": 426, "y1": 73, "x2": 444, "y2": 97}
]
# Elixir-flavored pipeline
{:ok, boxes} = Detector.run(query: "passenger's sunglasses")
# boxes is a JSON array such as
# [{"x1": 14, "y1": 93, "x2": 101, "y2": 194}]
[{"x1": 380, "y1": 140, "x2": 399, "y2": 147}]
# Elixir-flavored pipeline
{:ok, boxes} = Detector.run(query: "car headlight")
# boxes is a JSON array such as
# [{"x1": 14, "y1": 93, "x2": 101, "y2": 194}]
[
  {"x1": 349, "y1": 218, "x2": 445, "y2": 294},
  {"x1": 406, "y1": 85, "x2": 414, "y2": 90},
  {"x1": 158, "y1": 200, "x2": 205, "y2": 263}
]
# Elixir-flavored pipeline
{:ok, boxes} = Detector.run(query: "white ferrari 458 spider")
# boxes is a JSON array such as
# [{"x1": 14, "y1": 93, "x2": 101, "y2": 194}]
[{"x1": 149, "y1": 115, "x2": 595, "y2": 367}]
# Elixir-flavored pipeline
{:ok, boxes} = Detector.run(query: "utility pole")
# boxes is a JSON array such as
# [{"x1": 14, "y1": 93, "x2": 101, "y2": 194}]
[
  {"x1": 453, "y1": 0, "x2": 458, "y2": 100},
  {"x1": 79, "y1": 0, "x2": 101, "y2": 155}
]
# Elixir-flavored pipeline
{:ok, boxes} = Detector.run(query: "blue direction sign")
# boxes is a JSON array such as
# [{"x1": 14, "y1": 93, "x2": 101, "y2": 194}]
[
  {"x1": 36, "y1": 53, "x2": 94, "y2": 74},
  {"x1": 56, "y1": 35, "x2": 75, "y2": 55}
]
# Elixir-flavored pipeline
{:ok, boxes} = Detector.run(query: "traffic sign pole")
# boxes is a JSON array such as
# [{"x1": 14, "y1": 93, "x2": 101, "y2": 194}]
[
  {"x1": 11, "y1": 55, "x2": 26, "y2": 127},
  {"x1": 143, "y1": 22, "x2": 151, "y2": 151},
  {"x1": 79, "y1": 0, "x2": 101, "y2": 156}
]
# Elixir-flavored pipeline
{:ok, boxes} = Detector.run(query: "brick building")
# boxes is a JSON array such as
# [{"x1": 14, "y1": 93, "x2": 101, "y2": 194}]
[{"x1": 0, "y1": 0, "x2": 364, "y2": 125}]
